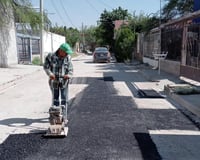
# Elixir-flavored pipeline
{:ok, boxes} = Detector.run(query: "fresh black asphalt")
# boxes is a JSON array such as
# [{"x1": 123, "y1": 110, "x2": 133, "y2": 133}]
[{"x1": 0, "y1": 64, "x2": 198, "y2": 160}]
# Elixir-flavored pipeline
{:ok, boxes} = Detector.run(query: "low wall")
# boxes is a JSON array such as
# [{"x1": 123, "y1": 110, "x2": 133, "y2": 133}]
[
  {"x1": 180, "y1": 65, "x2": 200, "y2": 82},
  {"x1": 143, "y1": 57, "x2": 180, "y2": 76},
  {"x1": 160, "y1": 59, "x2": 180, "y2": 76},
  {"x1": 43, "y1": 31, "x2": 65, "y2": 56}
]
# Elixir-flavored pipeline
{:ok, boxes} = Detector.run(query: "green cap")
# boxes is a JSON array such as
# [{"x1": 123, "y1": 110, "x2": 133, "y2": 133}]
[{"x1": 59, "y1": 43, "x2": 73, "y2": 55}]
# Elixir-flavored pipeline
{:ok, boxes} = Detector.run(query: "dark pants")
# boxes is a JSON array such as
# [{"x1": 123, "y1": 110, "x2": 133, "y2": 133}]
[
  {"x1": 49, "y1": 80, "x2": 69, "y2": 117},
  {"x1": 52, "y1": 87, "x2": 68, "y2": 106}
]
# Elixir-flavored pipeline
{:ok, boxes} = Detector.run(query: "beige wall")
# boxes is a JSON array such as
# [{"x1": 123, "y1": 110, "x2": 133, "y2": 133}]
[
  {"x1": 160, "y1": 59, "x2": 180, "y2": 76},
  {"x1": 143, "y1": 57, "x2": 180, "y2": 76}
]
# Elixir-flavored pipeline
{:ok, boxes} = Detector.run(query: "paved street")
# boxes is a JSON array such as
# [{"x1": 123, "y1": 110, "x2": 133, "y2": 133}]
[{"x1": 0, "y1": 54, "x2": 200, "y2": 160}]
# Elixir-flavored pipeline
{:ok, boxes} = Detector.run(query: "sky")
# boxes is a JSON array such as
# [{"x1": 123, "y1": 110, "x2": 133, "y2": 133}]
[{"x1": 30, "y1": 0, "x2": 163, "y2": 30}]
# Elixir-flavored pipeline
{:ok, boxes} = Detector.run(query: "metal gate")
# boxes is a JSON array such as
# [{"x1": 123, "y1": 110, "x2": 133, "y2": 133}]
[{"x1": 16, "y1": 33, "x2": 40, "y2": 63}]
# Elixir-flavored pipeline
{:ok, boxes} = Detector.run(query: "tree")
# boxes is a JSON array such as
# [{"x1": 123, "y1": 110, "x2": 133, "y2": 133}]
[
  {"x1": 114, "y1": 26, "x2": 135, "y2": 62},
  {"x1": 94, "y1": 24, "x2": 107, "y2": 46},
  {"x1": 98, "y1": 9, "x2": 115, "y2": 48},
  {"x1": 97, "y1": 7, "x2": 131, "y2": 51},
  {"x1": 162, "y1": 0, "x2": 193, "y2": 20},
  {"x1": 82, "y1": 26, "x2": 97, "y2": 51},
  {"x1": 129, "y1": 13, "x2": 159, "y2": 34},
  {"x1": 65, "y1": 27, "x2": 80, "y2": 47},
  {"x1": 0, "y1": 0, "x2": 51, "y2": 32}
]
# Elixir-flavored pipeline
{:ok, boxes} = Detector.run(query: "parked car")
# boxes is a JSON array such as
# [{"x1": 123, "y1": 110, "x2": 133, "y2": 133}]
[{"x1": 93, "y1": 47, "x2": 111, "y2": 63}]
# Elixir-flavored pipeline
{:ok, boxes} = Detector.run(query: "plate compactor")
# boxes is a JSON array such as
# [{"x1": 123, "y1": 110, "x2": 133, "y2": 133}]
[{"x1": 44, "y1": 105, "x2": 68, "y2": 137}]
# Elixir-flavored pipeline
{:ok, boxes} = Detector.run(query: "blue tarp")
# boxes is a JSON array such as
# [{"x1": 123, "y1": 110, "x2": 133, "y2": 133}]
[
  {"x1": 193, "y1": 0, "x2": 200, "y2": 23},
  {"x1": 194, "y1": 0, "x2": 200, "y2": 11}
]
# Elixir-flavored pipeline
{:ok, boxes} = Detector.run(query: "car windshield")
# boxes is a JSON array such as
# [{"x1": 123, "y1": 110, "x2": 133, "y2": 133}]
[{"x1": 95, "y1": 47, "x2": 108, "y2": 52}]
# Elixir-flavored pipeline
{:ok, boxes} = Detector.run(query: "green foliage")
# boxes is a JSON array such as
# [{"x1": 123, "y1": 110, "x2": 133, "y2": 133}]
[
  {"x1": 111, "y1": 7, "x2": 132, "y2": 20},
  {"x1": 15, "y1": 6, "x2": 41, "y2": 30},
  {"x1": 65, "y1": 27, "x2": 80, "y2": 47},
  {"x1": 97, "y1": 7, "x2": 131, "y2": 51},
  {"x1": 50, "y1": 25, "x2": 65, "y2": 36},
  {"x1": 129, "y1": 13, "x2": 159, "y2": 34},
  {"x1": 0, "y1": 0, "x2": 50, "y2": 31},
  {"x1": 50, "y1": 26, "x2": 80, "y2": 47},
  {"x1": 114, "y1": 26, "x2": 135, "y2": 62},
  {"x1": 32, "y1": 56, "x2": 41, "y2": 65},
  {"x1": 82, "y1": 26, "x2": 97, "y2": 51},
  {"x1": 98, "y1": 10, "x2": 114, "y2": 48},
  {"x1": 0, "y1": 0, "x2": 19, "y2": 27},
  {"x1": 162, "y1": 0, "x2": 193, "y2": 20},
  {"x1": 94, "y1": 25, "x2": 109, "y2": 46}
]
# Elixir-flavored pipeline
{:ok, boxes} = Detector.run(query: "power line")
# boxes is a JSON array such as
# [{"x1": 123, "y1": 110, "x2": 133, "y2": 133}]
[
  {"x1": 98, "y1": 0, "x2": 113, "y2": 10},
  {"x1": 50, "y1": 0, "x2": 67, "y2": 26},
  {"x1": 59, "y1": 0, "x2": 77, "y2": 28},
  {"x1": 84, "y1": 0, "x2": 115, "y2": 28},
  {"x1": 85, "y1": 0, "x2": 100, "y2": 14}
]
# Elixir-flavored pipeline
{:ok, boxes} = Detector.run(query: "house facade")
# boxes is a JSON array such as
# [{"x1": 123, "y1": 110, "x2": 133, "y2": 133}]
[{"x1": 137, "y1": 10, "x2": 200, "y2": 82}]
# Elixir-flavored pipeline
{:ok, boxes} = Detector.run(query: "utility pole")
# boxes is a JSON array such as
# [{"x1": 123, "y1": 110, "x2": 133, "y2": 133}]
[
  {"x1": 157, "y1": 0, "x2": 162, "y2": 75},
  {"x1": 81, "y1": 22, "x2": 85, "y2": 52},
  {"x1": 159, "y1": 0, "x2": 161, "y2": 26},
  {"x1": 40, "y1": 0, "x2": 44, "y2": 65},
  {"x1": 159, "y1": 0, "x2": 162, "y2": 54}
]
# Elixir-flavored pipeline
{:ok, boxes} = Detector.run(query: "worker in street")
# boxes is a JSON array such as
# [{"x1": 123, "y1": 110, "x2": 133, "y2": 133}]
[{"x1": 43, "y1": 43, "x2": 73, "y2": 122}]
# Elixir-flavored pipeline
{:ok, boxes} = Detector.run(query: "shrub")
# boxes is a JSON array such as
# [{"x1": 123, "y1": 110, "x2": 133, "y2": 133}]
[
  {"x1": 32, "y1": 56, "x2": 41, "y2": 65},
  {"x1": 114, "y1": 27, "x2": 135, "y2": 62}
]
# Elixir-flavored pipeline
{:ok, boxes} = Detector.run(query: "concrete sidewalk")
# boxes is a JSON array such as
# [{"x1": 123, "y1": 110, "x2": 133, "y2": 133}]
[
  {"x1": 135, "y1": 62, "x2": 200, "y2": 118},
  {"x1": 0, "y1": 53, "x2": 85, "y2": 91},
  {"x1": 0, "y1": 64, "x2": 42, "y2": 91},
  {"x1": 0, "y1": 61, "x2": 200, "y2": 119}
]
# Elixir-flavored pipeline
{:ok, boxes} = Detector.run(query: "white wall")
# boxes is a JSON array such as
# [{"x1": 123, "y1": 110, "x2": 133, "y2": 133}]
[
  {"x1": 43, "y1": 31, "x2": 65, "y2": 56},
  {"x1": 143, "y1": 57, "x2": 181, "y2": 76},
  {"x1": 7, "y1": 22, "x2": 18, "y2": 65},
  {"x1": 0, "y1": 7, "x2": 17, "y2": 67}
]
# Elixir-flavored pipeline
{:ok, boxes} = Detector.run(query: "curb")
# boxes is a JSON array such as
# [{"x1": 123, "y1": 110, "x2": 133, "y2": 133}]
[
  {"x1": 0, "y1": 52, "x2": 83, "y2": 92},
  {"x1": 164, "y1": 85, "x2": 200, "y2": 117},
  {"x1": 139, "y1": 65, "x2": 200, "y2": 118},
  {"x1": 0, "y1": 68, "x2": 41, "y2": 92},
  {"x1": 170, "y1": 93, "x2": 200, "y2": 117}
]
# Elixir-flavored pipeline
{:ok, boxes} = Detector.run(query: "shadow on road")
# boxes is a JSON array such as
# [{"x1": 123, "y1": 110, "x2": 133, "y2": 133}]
[{"x1": 0, "y1": 118, "x2": 48, "y2": 127}]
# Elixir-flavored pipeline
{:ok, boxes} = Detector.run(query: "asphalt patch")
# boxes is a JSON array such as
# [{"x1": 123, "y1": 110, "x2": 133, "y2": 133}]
[
  {"x1": 134, "y1": 132, "x2": 162, "y2": 160},
  {"x1": 138, "y1": 89, "x2": 164, "y2": 98},
  {"x1": 0, "y1": 133, "x2": 46, "y2": 160},
  {"x1": 70, "y1": 76, "x2": 114, "y2": 84},
  {"x1": 103, "y1": 76, "x2": 114, "y2": 81}
]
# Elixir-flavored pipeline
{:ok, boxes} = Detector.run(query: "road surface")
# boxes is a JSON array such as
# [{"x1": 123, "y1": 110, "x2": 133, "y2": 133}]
[{"x1": 0, "y1": 54, "x2": 200, "y2": 160}]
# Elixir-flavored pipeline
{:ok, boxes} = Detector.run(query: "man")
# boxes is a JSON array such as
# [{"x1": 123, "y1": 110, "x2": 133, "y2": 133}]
[{"x1": 43, "y1": 43, "x2": 73, "y2": 121}]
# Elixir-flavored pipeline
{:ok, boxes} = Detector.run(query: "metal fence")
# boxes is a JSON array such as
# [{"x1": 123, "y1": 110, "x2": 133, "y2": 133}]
[
  {"x1": 141, "y1": 22, "x2": 200, "y2": 69},
  {"x1": 16, "y1": 33, "x2": 40, "y2": 63},
  {"x1": 186, "y1": 23, "x2": 200, "y2": 68},
  {"x1": 142, "y1": 29, "x2": 160, "y2": 59},
  {"x1": 162, "y1": 26, "x2": 183, "y2": 61}
]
